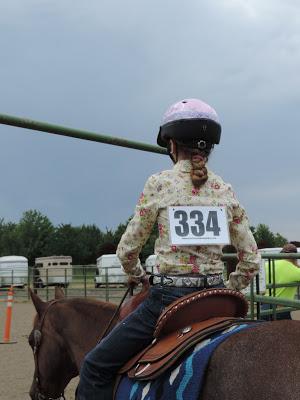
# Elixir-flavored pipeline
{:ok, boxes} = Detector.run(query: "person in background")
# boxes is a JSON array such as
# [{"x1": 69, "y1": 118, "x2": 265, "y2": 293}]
[
  {"x1": 263, "y1": 243, "x2": 300, "y2": 320},
  {"x1": 76, "y1": 98, "x2": 260, "y2": 400}
]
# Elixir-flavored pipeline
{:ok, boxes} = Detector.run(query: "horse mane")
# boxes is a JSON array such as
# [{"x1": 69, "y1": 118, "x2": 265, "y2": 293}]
[
  {"x1": 60, "y1": 297, "x2": 118, "y2": 324},
  {"x1": 63, "y1": 297, "x2": 117, "y2": 312},
  {"x1": 32, "y1": 296, "x2": 118, "y2": 329}
]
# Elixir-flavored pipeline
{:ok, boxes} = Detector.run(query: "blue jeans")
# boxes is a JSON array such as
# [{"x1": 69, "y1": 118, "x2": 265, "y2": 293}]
[{"x1": 76, "y1": 284, "x2": 224, "y2": 400}]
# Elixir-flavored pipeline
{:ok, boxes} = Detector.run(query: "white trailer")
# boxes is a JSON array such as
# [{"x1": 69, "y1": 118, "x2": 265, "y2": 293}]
[
  {"x1": 0, "y1": 256, "x2": 28, "y2": 288},
  {"x1": 95, "y1": 254, "x2": 127, "y2": 287},
  {"x1": 34, "y1": 256, "x2": 72, "y2": 287}
]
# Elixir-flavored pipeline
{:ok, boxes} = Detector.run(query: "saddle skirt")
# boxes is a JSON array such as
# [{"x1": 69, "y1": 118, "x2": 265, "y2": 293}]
[
  {"x1": 119, "y1": 288, "x2": 249, "y2": 380},
  {"x1": 115, "y1": 322, "x2": 256, "y2": 400}
]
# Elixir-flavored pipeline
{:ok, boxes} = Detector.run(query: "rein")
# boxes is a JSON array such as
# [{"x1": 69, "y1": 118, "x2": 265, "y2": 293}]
[
  {"x1": 97, "y1": 286, "x2": 132, "y2": 344},
  {"x1": 33, "y1": 298, "x2": 65, "y2": 400}
]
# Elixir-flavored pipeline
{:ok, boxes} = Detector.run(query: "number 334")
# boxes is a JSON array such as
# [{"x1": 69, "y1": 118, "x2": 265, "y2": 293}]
[{"x1": 174, "y1": 210, "x2": 220, "y2": 237}]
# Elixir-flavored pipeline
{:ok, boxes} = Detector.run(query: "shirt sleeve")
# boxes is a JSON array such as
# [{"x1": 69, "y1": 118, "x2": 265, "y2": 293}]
[
  {"x1": 226, "y1": 188, "x2": 261, "y2": 291},
  {"x1": 116, "y1": 175, "x2": 159, "y2": 278}
]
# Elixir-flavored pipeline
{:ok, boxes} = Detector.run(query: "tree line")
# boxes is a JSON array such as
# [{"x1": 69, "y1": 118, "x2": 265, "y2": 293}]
[
  {"x1": 0, "y1": 210, "x2": 157, "y2": 266},
  {"x1": 0, "y1": 209, "x2": 292, "y2": 266}
]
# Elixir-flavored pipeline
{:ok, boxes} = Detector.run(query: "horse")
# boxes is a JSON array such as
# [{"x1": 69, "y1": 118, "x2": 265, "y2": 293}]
[
  {"x1": 28, "y1": 287, "x2": 300, "y2": 400},
  {"x1": 28, "y1": 287, "x2": 118, "y2": 399}
]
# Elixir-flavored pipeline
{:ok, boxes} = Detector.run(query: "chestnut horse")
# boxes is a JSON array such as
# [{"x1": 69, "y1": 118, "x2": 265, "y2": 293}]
[{"x1": 28, "y1": 288, "x2": 300, "y2": 400}]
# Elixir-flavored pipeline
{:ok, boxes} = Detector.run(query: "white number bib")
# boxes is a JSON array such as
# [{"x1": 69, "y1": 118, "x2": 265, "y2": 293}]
[{"x1": 168, "y1": 206, "x2": 230, "y2": 246}]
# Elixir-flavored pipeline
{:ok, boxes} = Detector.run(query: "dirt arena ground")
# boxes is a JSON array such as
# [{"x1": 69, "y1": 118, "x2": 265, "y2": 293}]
[
  {"x1": 0, "y1": 301, "x2": 79, "y2": 400},
  {"x1": 1, "y1": 298, "x2": 300, "y2": 400}
]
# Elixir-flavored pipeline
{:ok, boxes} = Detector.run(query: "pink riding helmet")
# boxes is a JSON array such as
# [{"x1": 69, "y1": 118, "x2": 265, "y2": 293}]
[{"x1": 157, "y1": 98, "x2": 221, "y2": 148}]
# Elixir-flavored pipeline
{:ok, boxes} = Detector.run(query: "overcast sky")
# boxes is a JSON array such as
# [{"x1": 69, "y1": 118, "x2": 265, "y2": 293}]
[{"x1": 0, "y1": 0, "x2": 299, "y2": 242}]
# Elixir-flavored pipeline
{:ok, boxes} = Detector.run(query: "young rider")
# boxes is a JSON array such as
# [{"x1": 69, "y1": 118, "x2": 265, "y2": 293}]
[{"x1": 76, "y1": 98, "x2": 260, "y2": 400}]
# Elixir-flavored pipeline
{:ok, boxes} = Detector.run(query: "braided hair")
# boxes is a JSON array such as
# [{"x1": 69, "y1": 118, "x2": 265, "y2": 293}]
[
  {"x1": 170, "y1": 139, "x2": 213, "y2": 188},
  {"x1": 190, "y1": 150, "x2": 209, "y2": 188}
]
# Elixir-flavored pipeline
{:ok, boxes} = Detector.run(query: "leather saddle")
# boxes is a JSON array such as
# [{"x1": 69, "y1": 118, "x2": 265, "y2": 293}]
[{"x1": 119, "y1": 288, "x2": 249, "y2": 380}]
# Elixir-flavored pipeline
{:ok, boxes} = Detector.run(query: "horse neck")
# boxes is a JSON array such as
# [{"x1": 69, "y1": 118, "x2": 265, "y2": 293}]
[{"x1": 57, "y1": 298, "x2": 118, "y2": 370}]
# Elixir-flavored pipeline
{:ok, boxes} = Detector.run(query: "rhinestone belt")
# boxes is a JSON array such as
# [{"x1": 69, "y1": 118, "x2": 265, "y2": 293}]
[{"x1": 152, "y1": 273, "x2": 223, "y2": 288}]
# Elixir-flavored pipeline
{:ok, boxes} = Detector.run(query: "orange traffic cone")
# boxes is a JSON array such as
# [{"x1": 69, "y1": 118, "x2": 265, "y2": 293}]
[{"x1": 0, "y1": 286, "x2": 17, "y2": 344}]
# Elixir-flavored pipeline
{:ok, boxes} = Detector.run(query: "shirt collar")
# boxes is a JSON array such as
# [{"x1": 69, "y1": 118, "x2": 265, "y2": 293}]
[{"x1": 173, "y1": 160, "x2": 193, "y2": 173}]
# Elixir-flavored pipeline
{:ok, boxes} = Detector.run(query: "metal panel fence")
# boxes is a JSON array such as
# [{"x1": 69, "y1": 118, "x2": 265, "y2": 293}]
[
  {"x1": 0, "y1": 266, "x2": 128, "y2": 304},
  {"x1": 247, "y1": 252, "x2": 300, "y2": 319}
]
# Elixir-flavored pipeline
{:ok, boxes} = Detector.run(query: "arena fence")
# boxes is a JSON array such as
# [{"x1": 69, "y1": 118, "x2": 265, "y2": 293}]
[
  {"x1": 28, "y1": 265, "x2": 128, "y2": 303},
  {"x1": 0, "y1": 254, "x2": 299, "y2": 322},
  {"x1": 247, "y1": 252, "x2": 300, "y2": 320}
]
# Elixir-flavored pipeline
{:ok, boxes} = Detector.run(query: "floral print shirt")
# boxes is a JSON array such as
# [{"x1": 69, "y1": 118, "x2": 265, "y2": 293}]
[{"x1": 116, "y1": 160, "x2": 260, "y2": 291}]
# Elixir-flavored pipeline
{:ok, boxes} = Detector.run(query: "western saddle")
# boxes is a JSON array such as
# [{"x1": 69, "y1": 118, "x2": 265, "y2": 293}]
[{"x1": 119, "y1": 287, "x2": 249, "y2": 380}]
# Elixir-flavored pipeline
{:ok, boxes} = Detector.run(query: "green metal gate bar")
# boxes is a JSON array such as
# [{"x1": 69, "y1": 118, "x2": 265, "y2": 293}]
[
  {"x1": 249, "y1": 294, "x2": 300, "y2": 308},
  {"x1": 0, "y1": 113, "x2": 167, "y2": 155}
]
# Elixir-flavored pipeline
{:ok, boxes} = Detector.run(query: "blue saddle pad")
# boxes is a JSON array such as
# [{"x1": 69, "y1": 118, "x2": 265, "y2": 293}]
[{"x1": 115, "y1": 323, "x2": 256, "y2": 400}]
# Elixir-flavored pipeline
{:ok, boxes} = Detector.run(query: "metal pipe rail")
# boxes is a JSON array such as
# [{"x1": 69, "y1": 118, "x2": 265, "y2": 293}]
[
  {"x1": 266, "y1": 282, "x2": 300, "y2": 289},
  {"x1": 222, "y1": 253, "x2": 300, "y2": 260},
  {"x1": 260, "y1": 253, "x2": 300, "y2": 260},
  {"x1": 246, "y1": 292, "x2": 300, "y2": 320},
  {"x1": 248, "y1": 293, "x2": 300, "y2": 309},
  {"x1": 0, "y1": 113, "x2": 167, "y2": 155}
]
